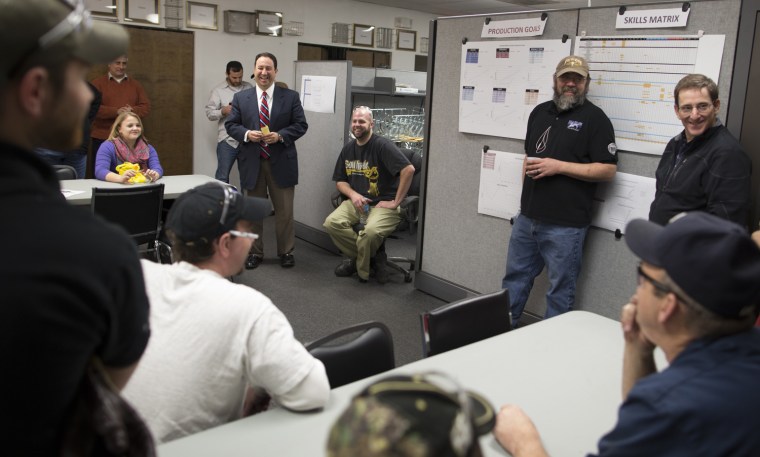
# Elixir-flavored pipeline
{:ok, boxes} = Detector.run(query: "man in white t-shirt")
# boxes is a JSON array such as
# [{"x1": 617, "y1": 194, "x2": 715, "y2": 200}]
[{"x1": 123, "y1": 182, "x2": 330, "y2": 443}]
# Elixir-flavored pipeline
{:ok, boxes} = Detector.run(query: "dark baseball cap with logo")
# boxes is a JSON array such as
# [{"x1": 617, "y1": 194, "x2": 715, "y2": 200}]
[
  {"x1": 166, "y1": 183, "x2": 272, "y2": 244},
  {"x1": 327, "y1": 373, "x2": 495, "y2": 457},
  {"x1": 1, "y1": 0, "x2": 129, "y2": 85},
  {"x1": 625, "y1": 212, "x2": 760, "y2": 319}
]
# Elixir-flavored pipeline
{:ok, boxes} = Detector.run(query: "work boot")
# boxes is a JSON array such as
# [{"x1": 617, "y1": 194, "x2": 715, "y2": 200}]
[
  {"x1": 334, "y1": 258, "x2": 357, "y2": 277},
  {"x1": 374, "y1": 251, "x2": 389, "y2": 284}
]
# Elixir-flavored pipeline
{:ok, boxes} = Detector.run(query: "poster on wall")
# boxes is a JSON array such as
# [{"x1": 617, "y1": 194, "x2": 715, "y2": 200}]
[
  {"x1": 591, "y1": 172, "x2": 657, "y2": 233},
  {"x1": 575, "y1": 34, "x2": 725, "y2": 155},
  {"x1": 300, "y1": 75, "x2": 337, "y2": 114},
  {"x1": 458, "y1": 39, "x2": 572, "y2": 140},
  {"x1": 478, "y1": 149, "x2": 656, "y2": 234}
]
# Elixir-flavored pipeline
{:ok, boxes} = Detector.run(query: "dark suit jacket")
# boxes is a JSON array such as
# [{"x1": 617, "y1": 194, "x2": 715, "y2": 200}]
[{"x1": 225, "y1": 87, "x2": 308, "y2": 190}]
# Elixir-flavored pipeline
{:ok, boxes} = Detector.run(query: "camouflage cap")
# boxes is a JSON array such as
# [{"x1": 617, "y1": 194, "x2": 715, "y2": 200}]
[{"x1": 327, "y1": 373, "x2": 495, "y2": 457}]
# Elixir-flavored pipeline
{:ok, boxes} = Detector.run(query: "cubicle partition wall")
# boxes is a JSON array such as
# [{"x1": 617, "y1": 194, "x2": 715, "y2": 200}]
[
  {"x1": 416, "y1": 0, "x2": 742, "y2": 320},
  {"x1": 293, "y1": 61, "x2": 352, "y2": 252}
]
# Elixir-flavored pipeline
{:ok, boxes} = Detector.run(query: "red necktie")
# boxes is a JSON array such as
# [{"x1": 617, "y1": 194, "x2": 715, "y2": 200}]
[{"x1": 259, "y1": 92, "x2": 271, "y2": 159}]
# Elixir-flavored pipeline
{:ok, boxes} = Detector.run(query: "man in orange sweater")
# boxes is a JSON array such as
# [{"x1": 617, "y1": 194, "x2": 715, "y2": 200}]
[{"x1": 90, "y1": 54, "x2": 150, "y2": 176}]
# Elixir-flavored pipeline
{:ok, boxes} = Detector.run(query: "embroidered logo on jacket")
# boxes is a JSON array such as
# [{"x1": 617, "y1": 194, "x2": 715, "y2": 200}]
[{"x1": 567, "y1": 120, "x2": 583, "y2": 131}]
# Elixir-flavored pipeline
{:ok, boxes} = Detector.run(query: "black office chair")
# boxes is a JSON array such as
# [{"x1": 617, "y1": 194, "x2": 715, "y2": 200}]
[
  {"x1": 420, "y1": 289, "x2": 512, "y2": 357},
  {"x1": 53, "y1": 164, "x2": 77, "y2": 180},
  {"x1": 383, "y1": 148, "x2": 422, "y2": 282},
  {"x1": 329, "y1": 148, "x2": 423, "y2": 283},
  {"x1": 91, "y1": 183, "x2": 167, "y2": 261},
  {"x1": 305, "y1": 321, "x2": 395, "y2": 389}
]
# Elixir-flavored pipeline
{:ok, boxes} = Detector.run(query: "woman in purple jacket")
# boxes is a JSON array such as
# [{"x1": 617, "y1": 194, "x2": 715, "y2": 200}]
[{"x1": 95, "y1": 111, "x2": 163, "y2": 183}]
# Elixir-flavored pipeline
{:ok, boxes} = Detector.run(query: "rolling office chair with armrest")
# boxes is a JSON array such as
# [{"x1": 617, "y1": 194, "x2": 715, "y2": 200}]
[
  {"x1": 53, "y1": 164, "x2": 78, "y2": 180},
  {"x1": 329, "y1": 148, "x2": 423, "y2": 282},
  {"x1": 90, "y1": 183, "x2": 168, "y2": 261},
  {"x1": 420, "y1": 289, "x2": 512, "y2": 357},
  {"x1": 384, "y1": 148, "x2": 422, "y2": 281},
  {"x1": 305, "y1": 321, "x2": 395, "y2": 389}
]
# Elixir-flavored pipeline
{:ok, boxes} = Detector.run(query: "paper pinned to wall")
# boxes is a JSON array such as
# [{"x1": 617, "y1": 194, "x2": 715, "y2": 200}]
[
  {"x1": 478, "y1": 150, "x2": 657, "y2": 233},
  {"x1": 575, "y1": 34, "x2": 725, "y2": 155},
  {"x1": 591, "y1": 172, "x2": 657, "y2": 233},
  {"x1": 478, "y1": 149, "x2": 524, "y2": 220},
  {"x1": 300, "y1": 75, "x2": 337, "y2": 114},
  {"x1": 459, "y1": 39, "x2": 572, "y2": 140}
]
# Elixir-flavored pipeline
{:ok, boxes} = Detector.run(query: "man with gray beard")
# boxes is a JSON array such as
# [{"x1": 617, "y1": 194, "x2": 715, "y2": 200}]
[{"x1": 502, "y1": 55, "x2": 618, "y2": 328}]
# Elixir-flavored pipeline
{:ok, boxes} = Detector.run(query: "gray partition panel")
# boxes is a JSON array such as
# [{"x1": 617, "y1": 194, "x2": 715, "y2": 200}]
[
  {"x1": 293, "y1": 61, "x2": 351, "y2": 249},
  {"x1": 419, "y1": 0, "x2": 741, "y2": 320}
]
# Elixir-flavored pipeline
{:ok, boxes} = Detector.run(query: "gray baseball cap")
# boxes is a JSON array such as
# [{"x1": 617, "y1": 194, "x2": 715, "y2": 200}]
[{"x1": 1, "y1": 0, "x2": 128, "y2": 84}]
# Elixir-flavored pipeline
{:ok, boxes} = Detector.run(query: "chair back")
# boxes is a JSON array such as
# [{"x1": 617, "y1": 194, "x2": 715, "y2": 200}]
[
  {"x1": 306, "y1": 321, "x2": 395, "y2": 389},
  {"x1": 91, "y1": 184, "x2": 165, "y2": 247},
  {"x1": 420, "y1": 289, "x2": 511, "y2": 357},
  {"x1": 53, "y1": 164, "x2": 77, "y2": 180},
  {"x1": 398, "y1": 148, "x2": 422, "y2": 196}
]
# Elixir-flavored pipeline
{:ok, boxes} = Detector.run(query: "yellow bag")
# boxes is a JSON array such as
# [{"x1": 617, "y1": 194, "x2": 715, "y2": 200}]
[{"x1": 115, "y1": 162, "x2": 147, "y2": 183}]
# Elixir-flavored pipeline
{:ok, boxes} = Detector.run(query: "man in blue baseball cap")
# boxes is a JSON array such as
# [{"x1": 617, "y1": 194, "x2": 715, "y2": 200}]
[{"x1": 493, "y1": 212, "x2": 760, "y2": 457}]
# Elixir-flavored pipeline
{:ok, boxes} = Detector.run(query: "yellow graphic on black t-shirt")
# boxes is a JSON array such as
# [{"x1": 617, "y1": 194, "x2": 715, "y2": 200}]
[{"x1": 345, "y1": 160, "x2": 379, "y2": 197}]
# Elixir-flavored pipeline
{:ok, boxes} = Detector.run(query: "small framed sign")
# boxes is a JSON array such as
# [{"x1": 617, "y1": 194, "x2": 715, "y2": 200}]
[
  {"x1": 353, "y1": 24, "x2": 374, "y2": 47},
  {"x1": 256, "y1": 10, "x2": 283, "y2": 36},
  {"x1": 84, "y1": 0, "x2": 118, "y2": 20},
  {"x1": 187, "y1": 1, "x2": 218, "y2": 30},
  {"x1": 125, "y1": 0, "x2": 159, "y2": 24},
  {"x1": 224, "y1": 10, "x2": 254, "y2": 34},
  {"x1": 397, "y1": 29, "x2": 417, "y2": 51}
]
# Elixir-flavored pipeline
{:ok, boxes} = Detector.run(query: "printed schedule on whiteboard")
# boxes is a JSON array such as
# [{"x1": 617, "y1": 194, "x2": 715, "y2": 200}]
[
  {"x1": 575, "y1": 35, "x2": 725, "y2": 155},
  {"x1": 459, "y1": 39, "x2": 572, "y2": 140}
]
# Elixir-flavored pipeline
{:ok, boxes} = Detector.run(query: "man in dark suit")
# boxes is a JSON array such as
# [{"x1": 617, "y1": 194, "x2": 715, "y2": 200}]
[{"x1": 225, "y1": 52, "x2": 308, "y2": 269}]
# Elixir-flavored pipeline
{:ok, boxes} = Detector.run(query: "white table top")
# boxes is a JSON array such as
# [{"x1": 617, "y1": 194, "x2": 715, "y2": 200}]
[
  {"x1": 60, "y1": 175, "x2": 219, "y2": 205},
  {"x1": 157, "y1": 311, "x2": 630, "y2": 457}
]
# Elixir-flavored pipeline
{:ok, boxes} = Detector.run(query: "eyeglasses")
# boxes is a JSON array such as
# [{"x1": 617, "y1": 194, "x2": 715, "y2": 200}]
[
  {"x1": 228, "y1": 230, "x2": 259, "y2": 240},
  {"x1": 8, "y1": 0, "x2": 92, "y2": 78},
  {"x1": 219, "y1": 184, "x2": 240, "y2": 226},
  {"x1": 219, "y1": 185, "x2": 257, "y2": 240},
  {"x1": 41, "y1": 0, "x2": 91, "y2": 49},
  {"x1": 637, "y1": 263, "x2": 676, "y2": 294},
  {"x1": 677, "y1": 103, "x2": 713, "y2": 115}
]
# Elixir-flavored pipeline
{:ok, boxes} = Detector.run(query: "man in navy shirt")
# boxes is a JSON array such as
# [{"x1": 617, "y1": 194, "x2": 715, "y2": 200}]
[
  {"x1": 493, "y1": 212, "x2": 760, "y2": 457},
  {"x1": 649, "y1": 74, "x2": 751, "y2": 227}
]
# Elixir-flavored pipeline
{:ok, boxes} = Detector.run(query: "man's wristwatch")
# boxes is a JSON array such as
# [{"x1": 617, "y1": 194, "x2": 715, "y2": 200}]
[{"x1": 278, "y1": 133, "x2": 284, "y2": 143}]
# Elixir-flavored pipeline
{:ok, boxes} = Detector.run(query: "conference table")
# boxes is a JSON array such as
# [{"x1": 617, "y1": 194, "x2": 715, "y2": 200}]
[
  {"x1": 158, "y1": 311, "x2": 665, "y2": 456},
  {"x1": 60, "y1": 174, "x2": 218, "y2": 206}
]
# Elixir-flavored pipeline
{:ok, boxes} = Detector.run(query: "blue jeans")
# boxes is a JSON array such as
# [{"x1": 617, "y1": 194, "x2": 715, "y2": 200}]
[
  {"x1": 35, "y1": 149, "x2": 86, "y2": 179},
  {"x1": 215, "y1": 140, "x2": 239, "y2": 183},
  {"x1": 502, "y1": 214, "x2": 588, "y2": 326}
]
